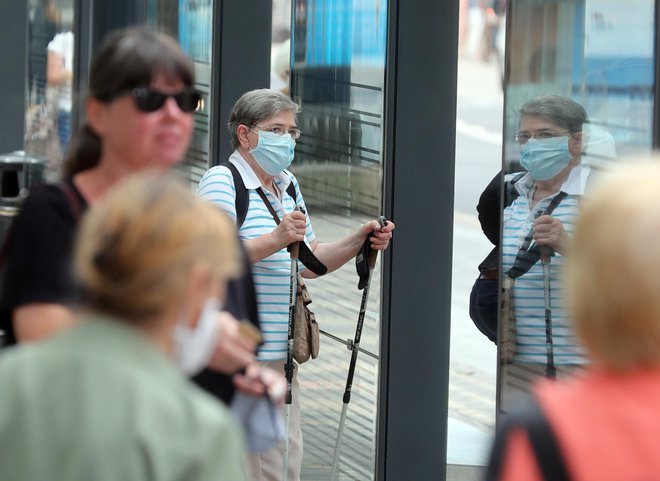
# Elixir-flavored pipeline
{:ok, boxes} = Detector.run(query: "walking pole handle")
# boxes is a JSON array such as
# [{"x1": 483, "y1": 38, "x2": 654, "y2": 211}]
[
  {"x1": 368, "y1": 216, "x2": 388, "y2": 268},
  {"x1": 289, "y1": 241, "x2": 300, "y2": 260},
  {"x1": 540, "y1": 245, "x2": 552, "y2": 264}
]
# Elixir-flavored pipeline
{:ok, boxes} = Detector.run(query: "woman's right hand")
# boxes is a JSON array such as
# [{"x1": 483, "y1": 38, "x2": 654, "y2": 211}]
[
  {"x1": 233, "y1": 364, "x2": 287, "y2": 402},
  {"x1": 271, "y1": 210, "x2": 307, "y2": 248}
]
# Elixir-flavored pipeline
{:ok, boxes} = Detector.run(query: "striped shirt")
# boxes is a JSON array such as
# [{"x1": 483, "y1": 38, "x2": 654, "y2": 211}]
[
  {"x1": 502, "y1": 165, "x2": 590, "y2": 365},
  {"x1": 197, "y1": 151, "x2": 316, "y2": 361}
]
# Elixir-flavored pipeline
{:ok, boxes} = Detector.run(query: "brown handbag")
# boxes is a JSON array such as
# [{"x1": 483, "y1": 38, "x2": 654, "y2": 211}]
[
  {"x1": 252, "y1": 187, "x2": 322, "y2": 363},
  {"x1": 293, "y1": 273, "x2": 320, "y2": 363}
]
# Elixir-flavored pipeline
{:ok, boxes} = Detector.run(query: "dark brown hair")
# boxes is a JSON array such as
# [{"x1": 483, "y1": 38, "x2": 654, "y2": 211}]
[{"x1": 64, "y1": 27, "x2": 195, "y2": 178}]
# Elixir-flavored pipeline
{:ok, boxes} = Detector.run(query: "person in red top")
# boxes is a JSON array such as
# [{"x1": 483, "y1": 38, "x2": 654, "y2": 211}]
[{"x1": 487, "y1": 161, "x2": 660, "y2": 481}]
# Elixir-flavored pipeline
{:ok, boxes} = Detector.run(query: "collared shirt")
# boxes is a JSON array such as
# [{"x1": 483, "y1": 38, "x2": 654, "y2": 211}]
[
  {"x1": 0, "y1": 316, "x2": 248, "y2": 481},
  {"x1": 197, "y1": 151, "x2": 316, "y2": 361},
  {"x1": 502, "y1": 164, "x2": 590, "y2": 365}
]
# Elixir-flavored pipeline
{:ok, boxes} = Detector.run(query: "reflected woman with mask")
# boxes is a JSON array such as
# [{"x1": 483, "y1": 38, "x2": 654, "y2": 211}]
[
  {"x1": 500, "y1": 95, "x2": 590, "y2": 409},
  {"x1": 0, "y1": 174, "x2": 249, "y2": 481}
]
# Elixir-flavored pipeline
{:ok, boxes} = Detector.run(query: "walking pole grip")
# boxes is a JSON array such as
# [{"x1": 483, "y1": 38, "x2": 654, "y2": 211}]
[
  {"x1": 540, "y1": 245, "x2": 552, "y2": 264},
  {"x1": 289, "y1": 241, "x2": 300, "y2": 260},
  {"x1": 368, "y1": 216, "x2": 388, "y2": 268}
]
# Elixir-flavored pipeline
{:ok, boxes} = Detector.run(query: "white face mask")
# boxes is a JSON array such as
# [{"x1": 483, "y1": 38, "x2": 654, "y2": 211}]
[{"x1": 171, "y1": 299, "x2": 221, "y2": 376}]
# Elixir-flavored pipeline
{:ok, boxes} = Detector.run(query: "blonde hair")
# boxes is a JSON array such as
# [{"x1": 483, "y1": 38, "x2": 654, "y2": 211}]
[
  {"x1": 566, "y1": 161, "x2": 660, "y2": 371},
  {"x1": 74, "y1": 172, "x2": 240, "y2": 323}
]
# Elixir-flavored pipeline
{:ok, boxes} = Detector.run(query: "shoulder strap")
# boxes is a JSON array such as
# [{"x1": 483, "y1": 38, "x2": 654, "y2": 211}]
[
  {"x1": 255, "y1": 185, "x2": 328, "y2": 276},
  {"x1": 485, "y1": 395, "x2": 572, "y2": 481},
  {"x1": 505, "y1": 191, "x2": 569, "y2": 279},
  {"x1": 221, "y1": 162, "x2": 249, "y2": 228},
  {"x1": 256, "y1": 187, "x2": 282, "y2": 224},
  {"x1": 503, "y1": 171, "x2": 526, "y2": 208},
  {"x1": 54, "y1": 181, "x2": 84, "y2": 221}
]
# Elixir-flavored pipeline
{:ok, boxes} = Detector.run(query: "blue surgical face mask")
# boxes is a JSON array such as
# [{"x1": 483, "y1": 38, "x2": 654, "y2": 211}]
[
  {"x1": 519, "y1": 136, "x2": 572, "y2": 181},
  {"x1": 250, "y1": 130, "x2": 295, "y2": 175}
]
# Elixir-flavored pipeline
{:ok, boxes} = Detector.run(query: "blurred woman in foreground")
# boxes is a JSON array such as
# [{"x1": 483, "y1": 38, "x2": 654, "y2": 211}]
[
  {"x1": 0, "y1": 174, "x2": 248, "y2": 481},
  {"x1": 487, "y1": 162, "x2": 660, "y2": 480}
]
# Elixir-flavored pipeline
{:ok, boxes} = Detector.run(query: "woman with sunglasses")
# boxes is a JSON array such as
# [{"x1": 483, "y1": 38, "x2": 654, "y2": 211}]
[{"x1": 0, "y1": 28, "x2": 263, "y2": 396}]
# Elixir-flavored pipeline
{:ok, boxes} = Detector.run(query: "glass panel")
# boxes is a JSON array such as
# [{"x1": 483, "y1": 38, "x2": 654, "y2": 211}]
[
  {"x1": 24, "y1": 0, "x2": 75, "y2": 179},
  {"x1": 291, "y1": 1, "x2": 387, "y2": 479},
  {"x1": 497, "y1": 0, "x2": 655, "y2": 414},
  {"x1": 449, "y1": 0, "x2": 507, "y2": 473},
  {"x1": 147, "y1": 0, "x2": 213, "y2": 185}
]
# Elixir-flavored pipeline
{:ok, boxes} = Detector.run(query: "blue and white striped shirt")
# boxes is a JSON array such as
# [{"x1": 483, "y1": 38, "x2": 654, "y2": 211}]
[
  {"x1": 502, "y1": 165, "x2": 590, "y2": 365},
  {"x1": 197, "y1": 151, "x2": 316, "y2": 361}
]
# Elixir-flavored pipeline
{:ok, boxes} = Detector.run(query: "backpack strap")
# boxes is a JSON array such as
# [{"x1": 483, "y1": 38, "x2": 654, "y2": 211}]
[
  {"x1": 485, "y1": 394, "x2": 572, "y2": 481},
  {"x1": 286, "y1": 180, "x2": 297, "y2": 202},
  {"x1": 221, "y1": 162, "x2": 249, "y2": 228},
  {"x1": 54, "y1": 181, "x2": 84, "y2": 221}
]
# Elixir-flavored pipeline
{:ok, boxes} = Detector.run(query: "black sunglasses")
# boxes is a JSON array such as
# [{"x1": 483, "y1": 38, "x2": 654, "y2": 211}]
[{"x1": 128, "y1": 87, "x2": 201, "y2": 113}]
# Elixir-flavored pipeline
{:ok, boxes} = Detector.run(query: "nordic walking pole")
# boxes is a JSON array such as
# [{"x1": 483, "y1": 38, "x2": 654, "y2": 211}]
[
  {"x1": 282, "y1": 239, "x2": 299, "y2": 481},
  {"x1": 330, "y1": 216, "x2": 387, "y2": 480},
  {"x1": 540, "y1": 245, "x2": 556, "y2": 379}
]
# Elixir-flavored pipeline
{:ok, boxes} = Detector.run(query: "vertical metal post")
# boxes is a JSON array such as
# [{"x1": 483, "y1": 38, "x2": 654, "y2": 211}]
[
  {"x1": 653, "y1": 0, "x2": 660, "y2": 147},
  {"x1": 73, "y1": 0, "x2": 146, "y2": 133},
  {"x1": 0, "y1": 0, "x2": 28, "y2": 152},
  {"x1": 210, "y1": 0, "x2": 272, "y2": 166},
  {"x1": 377, "y1": 0, "x2": 458, "y2": 480}
]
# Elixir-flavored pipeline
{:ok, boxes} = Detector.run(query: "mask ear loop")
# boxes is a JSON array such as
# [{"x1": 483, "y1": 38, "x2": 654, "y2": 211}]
[{"x1": 248, "y1": 129, "x2": 262, "y2": 155}]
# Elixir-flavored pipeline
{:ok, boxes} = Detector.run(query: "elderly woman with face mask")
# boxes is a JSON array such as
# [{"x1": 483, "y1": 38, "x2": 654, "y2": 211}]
[
  {"x1": 197, "y1": 88, "x2": 395, "y2": 481},
  {"x1": 497, "y1": 95, "x2": 591, "y2": 406}
]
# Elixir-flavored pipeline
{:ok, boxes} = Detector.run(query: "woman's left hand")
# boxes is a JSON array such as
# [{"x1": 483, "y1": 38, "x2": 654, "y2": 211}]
[{"x1": 362, "y1": 218, "x2": 395, "y2": 251}]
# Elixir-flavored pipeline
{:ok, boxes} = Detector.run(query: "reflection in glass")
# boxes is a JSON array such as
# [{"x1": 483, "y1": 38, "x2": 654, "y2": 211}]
[
  {"x1": 291, "y1": 1, "x2": 387, "y2": 479},
  {"x1": 498, "y1": 95, "x2": 591, "y2": 412},
  {"x1": 147, "y1": 0, "x2": 213, "y2": 185},
  {"x1": 24, "y1": 0, "x2": 75, "y2": 179},
  {"x1": 496, "y1": 0, "x2": 654, "y2": 415}
]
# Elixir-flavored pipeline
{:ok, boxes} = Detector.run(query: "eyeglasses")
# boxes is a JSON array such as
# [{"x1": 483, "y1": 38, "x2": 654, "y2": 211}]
[
  {"x1": 251, "y1": 125, "x2": 302, "y2": 139},
  {"x1": 128, "y1": 87, "x2": 201, "y2": 113},
  {"x1": 514, "y1": 130, "x2": 570, "y2": 144}
]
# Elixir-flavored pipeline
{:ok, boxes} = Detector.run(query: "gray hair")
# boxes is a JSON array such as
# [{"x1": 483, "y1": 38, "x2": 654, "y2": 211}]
[
  {"x1": 228, "y1": 89, "x2": 301, "y2": 149},
  {"x1": 518, "y1": 95, "x2": 589, "y2": 133}
]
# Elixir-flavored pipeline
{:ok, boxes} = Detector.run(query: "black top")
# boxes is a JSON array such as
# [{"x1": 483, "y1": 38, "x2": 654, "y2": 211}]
[
  {"x1": 0, "y1": 180, "x2": 86, "y2": 343},
  {"x1": 0, "y1": 180, "x2": 260, "y2": 404}
]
